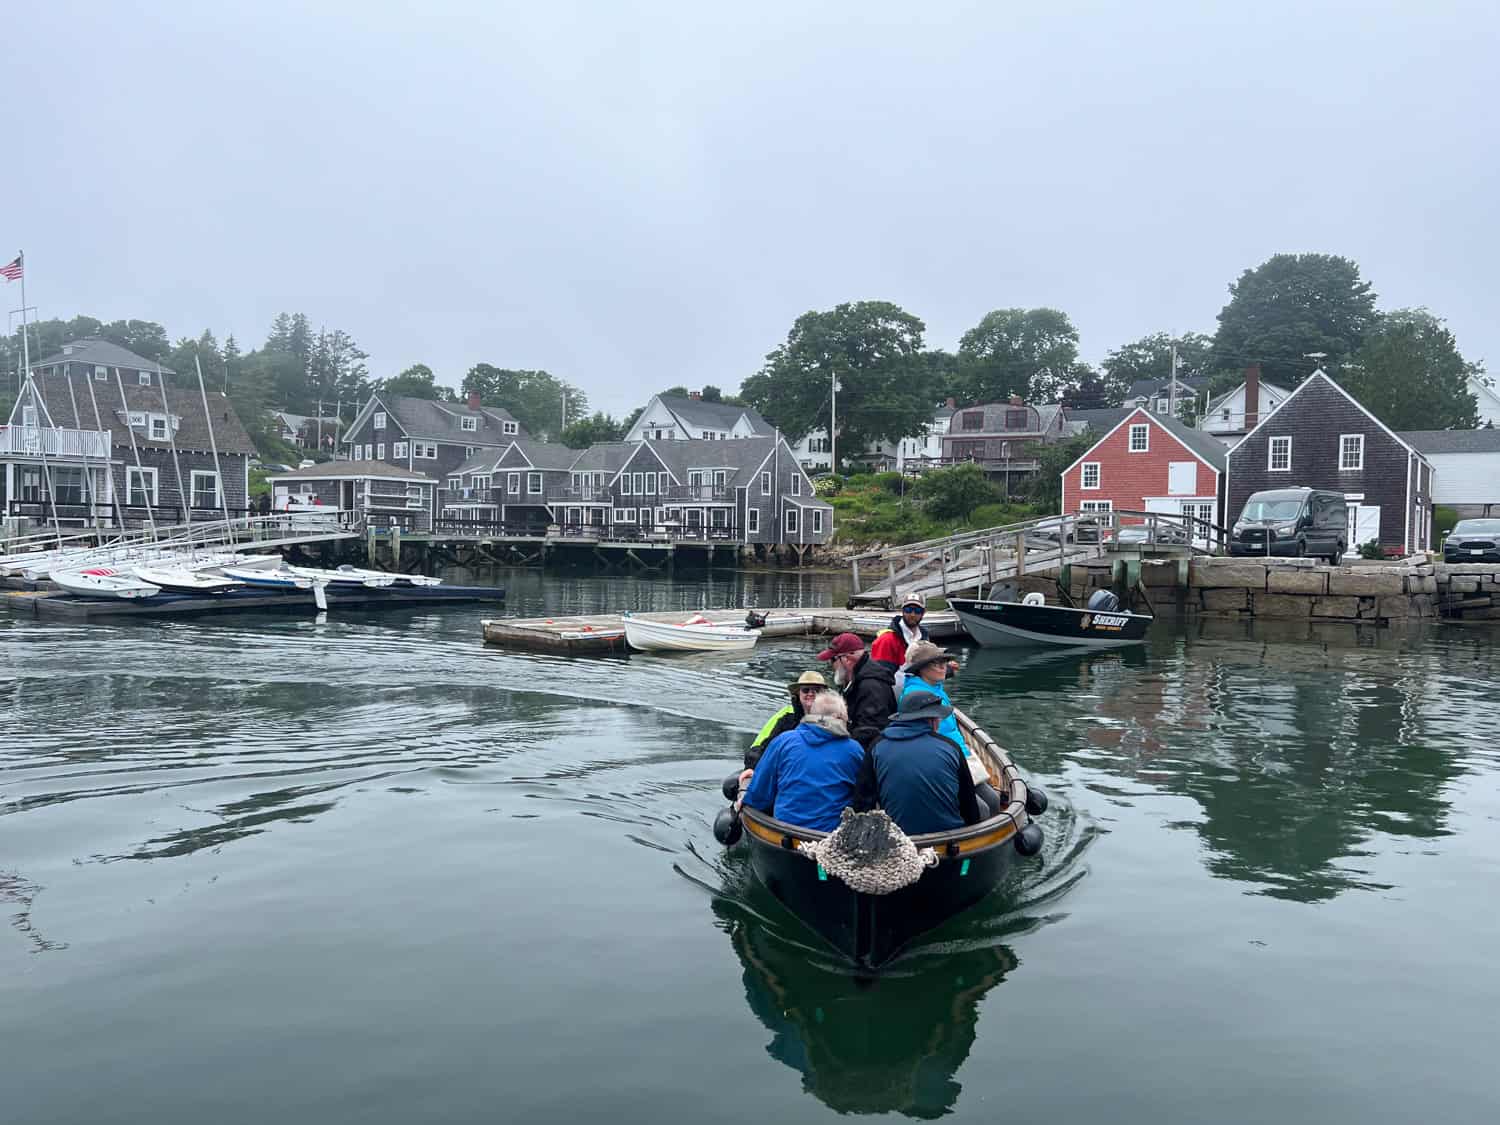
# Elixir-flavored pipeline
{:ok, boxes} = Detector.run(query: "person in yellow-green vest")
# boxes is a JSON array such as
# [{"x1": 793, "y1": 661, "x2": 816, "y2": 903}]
[{"x1": 744, "y1": 671, "x2": 830, "y2": 769}]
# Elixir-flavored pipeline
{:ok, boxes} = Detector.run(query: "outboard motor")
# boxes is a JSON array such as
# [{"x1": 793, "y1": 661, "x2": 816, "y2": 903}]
[
  {"x1": 1087, "y1": 589, "x2": 1121, "y2": 613},
  {"x1": 744, "y1": 610, "x2": 768, "y2": 630}
]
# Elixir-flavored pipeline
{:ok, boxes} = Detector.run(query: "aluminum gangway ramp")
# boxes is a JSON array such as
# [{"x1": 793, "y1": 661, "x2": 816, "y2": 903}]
[{"x1": 847, "y1": 515, "x2": 1106, "y2": 607}]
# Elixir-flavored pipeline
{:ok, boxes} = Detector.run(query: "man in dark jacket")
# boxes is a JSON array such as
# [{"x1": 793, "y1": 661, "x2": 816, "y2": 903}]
[
  {"x1": 871, "y1": 690, "x2": 983, "y2": 835},
  {"x1": 817, "y1": 632, "x2": 899, "y2": 750}
]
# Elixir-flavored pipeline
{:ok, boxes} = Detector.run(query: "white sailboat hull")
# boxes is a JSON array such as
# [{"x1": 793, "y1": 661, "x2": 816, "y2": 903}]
[{"x1": 50, "y1": 568, "x2": 162, "y2": 599}]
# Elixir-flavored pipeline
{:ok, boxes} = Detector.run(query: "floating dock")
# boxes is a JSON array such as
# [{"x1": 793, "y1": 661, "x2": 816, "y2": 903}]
[
  {"x1": 3, "y1": 583, "x2": 507, "y2": 620},
  {"x1": 479, "y1": 608, "x2": 966, "y2": 654}
]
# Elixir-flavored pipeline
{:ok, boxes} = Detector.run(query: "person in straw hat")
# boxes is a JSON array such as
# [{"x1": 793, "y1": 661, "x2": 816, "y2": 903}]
[{"x1": 744, "y1": 670, "x2": 830, "y2": 769}]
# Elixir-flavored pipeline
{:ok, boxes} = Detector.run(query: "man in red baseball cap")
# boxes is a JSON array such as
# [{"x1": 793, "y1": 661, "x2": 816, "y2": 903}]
[{"x1": 817, "y1": 631, "x2": 897, "y2": 750}]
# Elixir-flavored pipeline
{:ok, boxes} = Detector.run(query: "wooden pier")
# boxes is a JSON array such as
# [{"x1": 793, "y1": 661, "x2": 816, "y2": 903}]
[{"x1": 479, "y1": 607, "x2": 967, "y2": 654}]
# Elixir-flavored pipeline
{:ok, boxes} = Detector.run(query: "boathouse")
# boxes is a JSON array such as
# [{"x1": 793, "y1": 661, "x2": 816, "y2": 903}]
[
  {"x1": 1226, "y1": 370, "x2": 1434, "y2": 556},
  {"x1": 269, "y1": 461, "x2": 436, "y2": 532},
  {"x1": 2, "y1": 338, "x2": 254, "y2": 526}
]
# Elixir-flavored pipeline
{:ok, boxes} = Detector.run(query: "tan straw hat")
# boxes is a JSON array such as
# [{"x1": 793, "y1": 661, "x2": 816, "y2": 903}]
[{"x1": 788, "y1": 670, "x2": 829, "y2": 695}]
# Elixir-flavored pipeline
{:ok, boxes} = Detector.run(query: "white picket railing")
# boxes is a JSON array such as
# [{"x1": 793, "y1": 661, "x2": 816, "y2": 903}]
[{"x1": 0, "y1": 425, "x2": 113, "y2": 459}]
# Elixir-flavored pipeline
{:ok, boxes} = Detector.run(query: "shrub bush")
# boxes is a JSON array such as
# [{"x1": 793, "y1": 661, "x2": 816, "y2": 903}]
[
  {"x1": 872, "y1": 470, "x2": 906, "y2": 495},
  {"x1": 913, "y1": 463, "x2": 1001, "y2": 519},
  {"x1": 1433, "y1": 505, "x2": 1460, "y2": 541},
  {"x1": 968, "y1": 502, "x2": 1039, "y2": 529},
  {"x1": 1358, "y1": 538, "x2": 1384, "y2": 560}
]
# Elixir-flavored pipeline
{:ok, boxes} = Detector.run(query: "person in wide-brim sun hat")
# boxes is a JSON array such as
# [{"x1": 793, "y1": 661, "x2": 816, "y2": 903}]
[{"x1": 745, "y1": 671, "x2": 830, "y2": 768}]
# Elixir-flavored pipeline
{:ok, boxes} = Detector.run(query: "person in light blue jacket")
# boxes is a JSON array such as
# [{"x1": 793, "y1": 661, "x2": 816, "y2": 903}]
[{"x1": 897, "y1": 640, "x2": 966, "y2": 754}]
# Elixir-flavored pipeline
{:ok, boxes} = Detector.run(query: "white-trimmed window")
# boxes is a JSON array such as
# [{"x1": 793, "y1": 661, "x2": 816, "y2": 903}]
[
  {"x1": 149, "y1": 415, "x2": 168, "y2": 440},
  {"x1": 1079, "y1": 499, "x2": 1113, "y2": 512},
  {"x1": 138, "y1": 370, "x2": 151, "y2": 385},
  {"x1": 447, "y1": 476, "x2": 462, "y2": 490},
  {"x1": 1081, "y1": 462, "x2": 1101, "y2": 490},
  {"x1": 21, "y1": 405, "x2": 37, "y2": 427},
  {"x1": 1339, "y1": 434, "x2": 1364, "y2": 471},
  {"x1": 474, "y1": 475, "x2": 491, "y2": 489},
  {"x1": 374, "y1": 411, "x2": 387, "y2": 431},
  {"x1": 1128, "y1": 423, "x2": 1149, "y2": 452},
  {"x1": 93, "y1": 366, "x2": 107, "y2": 381},
  {"x1": 377, "y1": 442, "x2": 386, "y2": 460},
  {"x1": 760, "y1": 470, "x2": 771, "y2": 494},
  {"x1": 711, "y1": 508, "x2": 728, "y2": 528},
  {"x1": 713, "y1": 470, "x2": 727, "y2": 489},
  {"x1": 747, "y1": 507, "x2": 760, "y2": 534},
  {"x1": 507, "y1": 472, "x2": 520, "y2": 493},
  {"x1": 657, "y1": 472, "x2": 668, "y2": 494},
  {"x1": 461, "y1": 415, "x2": 477, "y2": 432},
  {"x1": 812, "y1": 509, "x2": 824, "y2": 534},
  {"x1": 394, "y1": 441, "x2": 409, "y2": 459},
  {"x1": 502, "y1": 420, "x2": 518, "y2": 435},
  {"x1": 415, "y1": 442, "x2": 437, "y2": 459},
  {"x1": 622, "y1": 473, "x2": 633, "y2": 496},
  {"x1": 645, "y1": 473, "x2": 657, "y2": 496},
  {"x1": 785, "y1": 507, "x2": 799, "y2": 533},
  {"x1": 790, "y1": 474, "x2": 801, "y2": 496},
  {"x1": 190, "y1": 470, "x2": 221, "y2": 509},
  {"x1": 527, "y1": 472, "x2": 542, "y2": 494},
  {"x1": 613, "y1": 508, "x2": 636, "y2": 523},
  {"x1": 633, "y1": 472, "x2": 645, "y2": 494},
  {"x1": 1269, "y1": 436, "x2": 1292, "y2": 472},
  {"x1": 127, "y1": 466, "x2": 158, "y2": 507},
  {"x1": 1155, "y1": 397, "x2": 1170, "y2": 414}
]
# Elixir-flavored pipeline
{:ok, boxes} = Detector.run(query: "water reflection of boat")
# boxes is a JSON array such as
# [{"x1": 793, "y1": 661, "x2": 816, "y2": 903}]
[
  {"x1": 718, "y1": 894, "x2": 1016, "y2": 1117},
  {"x1": 734, "y1": 708, "x2": 1045, "y2": 969}
]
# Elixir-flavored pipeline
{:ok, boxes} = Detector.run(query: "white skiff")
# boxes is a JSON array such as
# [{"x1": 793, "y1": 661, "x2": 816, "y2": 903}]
[
  {"x1": 623, "y1": 615, "x2": 760, "y2": 653},
  {"x1": 132, "y1": 566, "x2": 241, "y2": 595}
]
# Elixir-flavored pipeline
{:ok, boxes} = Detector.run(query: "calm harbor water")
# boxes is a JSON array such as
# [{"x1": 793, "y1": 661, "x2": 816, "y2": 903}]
[{"x1": 3, "y1": 567, "x2": 1498, "y2": 1122}]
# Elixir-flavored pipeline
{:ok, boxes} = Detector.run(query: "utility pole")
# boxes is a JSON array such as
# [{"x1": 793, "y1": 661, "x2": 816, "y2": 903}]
[
  {"x1": 829, "y1": 369, "x2": 837, "y2": 475},
  {"x1": 561, "y1": 388, "x2": 567, "y2": 436},
  {"x1": 1168, "y1": 343, "x2": 1179, "y2": 417}
]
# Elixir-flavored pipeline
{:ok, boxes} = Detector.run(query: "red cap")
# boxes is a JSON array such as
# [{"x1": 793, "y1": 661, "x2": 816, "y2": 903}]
[{"x1": 816, "y1": 632, "x2": 865, "y2": 661}]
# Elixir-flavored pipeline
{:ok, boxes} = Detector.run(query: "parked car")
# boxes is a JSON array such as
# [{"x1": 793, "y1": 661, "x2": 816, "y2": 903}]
[
  {"x1": 1115, "y1": 522, "x2": 1189, "y2": 546},
  {"x1": 1230, "y1": 488, "x2": 1347, "y2": 563},
  {"x1": 1443, "y1": 518, "x2": 1500, "y2": 563}
]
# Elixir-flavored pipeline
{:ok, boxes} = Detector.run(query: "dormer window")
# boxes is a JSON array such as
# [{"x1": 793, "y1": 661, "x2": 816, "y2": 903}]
[
  {"x1": 503, "y1": 421, "x2": 518, "y2": 435},
  {"x1": 373, "y1": 411, "x2": 387, "y2": 430},
  {"x1": 461, "y1": 416, "x2": 477, "y2": 432},
  {"x1": 138, "y1": 370, "x2": 151, "y2": 385},
  {"x1": 150, "y1": 417, "x2": 167, "y2": 440},
  {"x1": 962, "y1": 411, "x2": 984, "y2": 431},
  {"x1": 95, "y1": 365, "x2": 108, "y2": 381}
]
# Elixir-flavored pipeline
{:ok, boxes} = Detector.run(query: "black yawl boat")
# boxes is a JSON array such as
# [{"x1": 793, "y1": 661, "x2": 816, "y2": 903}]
[
  {"x1": 948, "y1": 592, "x2": 1152, "y2": 649},
  {"x1": 721, "y1": 709, "x2": 1045, "y2": 969}
]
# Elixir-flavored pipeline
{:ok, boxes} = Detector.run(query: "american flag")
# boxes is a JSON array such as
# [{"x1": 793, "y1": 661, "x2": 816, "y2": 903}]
[{"x1": 0, "y1": 255, "x2": 20, "y2": 282}]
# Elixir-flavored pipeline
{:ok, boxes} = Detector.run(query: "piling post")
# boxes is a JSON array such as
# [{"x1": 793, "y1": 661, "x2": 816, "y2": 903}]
[
  {"x1": 392, "y1": 525, "x2": 402, "y2": 569},
  {"x1": 1015, "y1": 530, "x2": 1026, "y2": 578}
]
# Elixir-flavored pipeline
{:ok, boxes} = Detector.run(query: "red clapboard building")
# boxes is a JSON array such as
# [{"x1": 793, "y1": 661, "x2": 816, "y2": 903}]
[{"x1": 1061, "y1": 407, "x2": 1228, "y2": 543}]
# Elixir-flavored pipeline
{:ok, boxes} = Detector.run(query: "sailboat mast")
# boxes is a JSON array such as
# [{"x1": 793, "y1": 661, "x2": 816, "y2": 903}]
[{"x1": 194, "y1": 353, "x2": 232, "y2": 527}]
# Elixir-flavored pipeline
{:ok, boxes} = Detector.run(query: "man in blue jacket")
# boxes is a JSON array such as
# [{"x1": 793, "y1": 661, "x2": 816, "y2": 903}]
[
  {"x1": 871, "y1": 690, "x2": 984, "y2": 836},
  {"x1": 739, "y1": 692, "x2": 867, "y2": 833}
]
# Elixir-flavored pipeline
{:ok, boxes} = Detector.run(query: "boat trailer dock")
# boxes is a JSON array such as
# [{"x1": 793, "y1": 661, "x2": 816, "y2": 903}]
[{"x1": 480, "y1": 608, "x2": 966, "y2": 654}]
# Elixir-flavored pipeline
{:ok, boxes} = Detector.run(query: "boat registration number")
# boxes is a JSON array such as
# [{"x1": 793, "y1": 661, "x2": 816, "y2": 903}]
[
  {"x1": 1087, "y1": 613, "x2": 1130, "y2": 630},
  {"x1": 1473, "y1": 549, "x2": 1486, "y2": 555}
]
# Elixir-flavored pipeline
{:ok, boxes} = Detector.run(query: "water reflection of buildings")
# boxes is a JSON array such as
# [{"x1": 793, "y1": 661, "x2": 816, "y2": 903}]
[
  {"x1": 1082, "y1": 623, "x2": 1465, "y2": 902},
  {"x1": 717, "y1": 896, "x2": 1015, "y2": 1118}
]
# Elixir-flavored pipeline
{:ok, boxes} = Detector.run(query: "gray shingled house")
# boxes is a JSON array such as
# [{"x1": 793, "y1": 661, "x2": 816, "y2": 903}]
[
  {"x1": 268, "y1": 460, "x2": 437, "y2": 531},
  {"x1": 3, "y1": 338, "x2": 255, "y2": 526},
  {"x1": 438, "y1": 439, "x2": 577, "y2": 530},
  {"x1": 342, "y1": 391, "x2": 526, "y2": 484}
]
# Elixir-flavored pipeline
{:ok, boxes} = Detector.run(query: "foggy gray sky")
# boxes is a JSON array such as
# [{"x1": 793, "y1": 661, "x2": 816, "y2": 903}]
[{"x1": 9, "y1": 2, "x2": 1497, "y2": 415}]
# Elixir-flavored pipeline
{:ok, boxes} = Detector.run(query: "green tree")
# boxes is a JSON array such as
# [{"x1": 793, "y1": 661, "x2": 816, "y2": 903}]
[
  {"x1": 462, "y1": 365, "x2": 587, "y2": 439},
  {"x1": 954, "y1": 308, "x2": 1081, "y2": 405},
  {"x1": 1339, "y1": 309, "x2": 1481, "y2": 430},
  {"x1": 1062, "y1": 364, "x2": 1124, "y2": 410},
  {"x1": 913, "y1": 463, "x2": 1000, "y2": 519},
  {"x1": 1101, "y1": 331, "x2": 1212, "y2": 395},
  {"x1": 379, "y1": 363, "x2": 452, "y2": 401},
  {"x1": 1212, "y1": 253, "x2": 1378, "y2": 387},
  {"x1": 309, "y1": 327, "x2": 370, "y2": 407},
  {"x1": 740, "y1": 300, "x2": 935, "y2": 462},
  {"x1": 560, "y1": 411, "x2": 625, "y2": 448},
  {"x1": 1026, "y1": 432, "x2": 1095, "y2": 511}
]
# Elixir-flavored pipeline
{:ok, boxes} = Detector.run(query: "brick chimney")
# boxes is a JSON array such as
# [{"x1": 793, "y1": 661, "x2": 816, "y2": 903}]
[
  {"x1": 1244, "y1": 363, "x2": 1261, "y2": 429},
  {"x1": 467, "y1": 390, "x2": 481, "y2": 411},
  {"x1": 945, "y1": 397, "x2": 956, "y2": 409},
  {"x1": 688, "y1": 389, "x2": 701, "y2": 401}
]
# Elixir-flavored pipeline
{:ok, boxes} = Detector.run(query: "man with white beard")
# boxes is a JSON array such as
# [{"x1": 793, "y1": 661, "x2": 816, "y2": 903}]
[{"x1": 815, "y1": 632, "x2": 899, "y2": 750}]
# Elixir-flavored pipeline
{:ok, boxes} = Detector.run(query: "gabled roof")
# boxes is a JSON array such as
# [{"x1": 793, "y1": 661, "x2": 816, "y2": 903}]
[
  {"x1": 654, "y1": 394, "x2": 774, "y2": 436},
  {"x1": 29, "y1": 337, "x2": 175, "y2": 375},
  {"x1": 1065, "y1": 408, "x2": 1130, "y2": 435},
  {"x1": 274, "y1": 410, "x2": 339, "y2": 430},
  {"x1": 382, "y1": 395, "x2": 523, "y2": 444},
  {"x1": 20, "y1": 370, "x2": 255, "y2": 455},
  {"x1": 1229, "y1": 370, "x2": 1430, "y2": 464},
  {"x1": 511, "y1": 438, "x2": 577, "y2": 470},
  {"x1": 1204, "y1": 379, "x2": 1293, "y2": 416},
  {"x1": 1126, "y1": 375, "x2": 1207, "y2": 401},
  {"x1": 646, "y1": 436, "x2": 780, "y2": 485},
  {"x1": 1397, "y1": 429, "x2": 1500, "y2": 454},
  {"x1": 567, "y1": 442, "x2": 637, "y2": 473},
  {"x1": 1063, "y1": 406, "x2": 1226, "y2": 476},
  {"x1": 270, "y1": 460, "x2": 434, "y2": 482}
]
